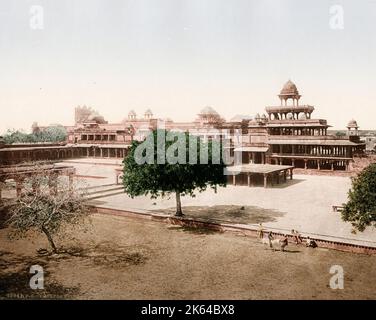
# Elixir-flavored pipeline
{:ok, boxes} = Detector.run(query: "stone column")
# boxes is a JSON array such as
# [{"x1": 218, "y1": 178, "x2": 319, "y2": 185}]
[
  {"x1": 32, "y1": 180, "x2": 39, "y2": 193},
  {"x1": 16, "y1": 179, "x2": 24, "y2": 197},
  {"x1": 49, "y1": 174, "x2": 58, "y2": 195},
  {"x1": 0, "y1": 180, "x2": 3, "y2": 205},
  {"x1": 233, "y1": 175, "x2": 236, "y2": 186},
  {"x1": 247, "y1": 173, "x2": 251, "y2": 187},
  {"x1": 68, "y1": 173, "x2": 74, "y2": 191},
  {"x1": 263, "y1": 174, "x2": 267, "y2": 188}
]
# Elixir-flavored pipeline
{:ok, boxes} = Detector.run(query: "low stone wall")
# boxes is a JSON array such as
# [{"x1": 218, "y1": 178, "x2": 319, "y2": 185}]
[{"x1": 93, "y1": 205, "x2": 376, "y2": 255}]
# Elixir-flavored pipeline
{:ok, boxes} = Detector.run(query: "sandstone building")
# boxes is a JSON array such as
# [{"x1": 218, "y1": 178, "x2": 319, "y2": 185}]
[{"x1": 0, "y1": 81, "x2": 366, "y2": 171}]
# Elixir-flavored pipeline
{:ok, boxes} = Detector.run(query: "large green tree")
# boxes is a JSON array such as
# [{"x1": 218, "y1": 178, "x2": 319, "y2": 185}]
[
  {"x1": 122, "y1": 130, "x2": 227, "y2": 216},
  {"x1": 342, "y1": 163, "x2": 376, "y2": 232}
]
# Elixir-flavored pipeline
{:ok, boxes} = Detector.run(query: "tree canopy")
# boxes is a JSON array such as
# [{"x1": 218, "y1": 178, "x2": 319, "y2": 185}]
[
  {"x1": 3, "y1": 125, "x2": 67, "y2": 144},
  {"x1": 342, "y1": 163, "x2": 376, "y2": 232},
  {"x1": 122, "y1": 130, "x2": 227, "y2": 216}
]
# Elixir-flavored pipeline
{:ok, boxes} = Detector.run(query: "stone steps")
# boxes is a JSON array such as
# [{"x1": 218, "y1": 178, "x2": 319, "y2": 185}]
[
  {"x1": 82, "y1": 184, "x2": 124, "y2": 200},
  {"x1": 87, "y1": 190, "x2": 125, "y2": 201}
]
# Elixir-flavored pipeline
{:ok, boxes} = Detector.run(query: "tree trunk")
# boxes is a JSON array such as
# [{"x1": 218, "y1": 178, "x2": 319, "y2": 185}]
[
  {"x1": 41, "y1": 226, "x2": 58, "y2": 253},
  {"x1": 175, "y1": 191, "x2": 183, "y2": 216}
]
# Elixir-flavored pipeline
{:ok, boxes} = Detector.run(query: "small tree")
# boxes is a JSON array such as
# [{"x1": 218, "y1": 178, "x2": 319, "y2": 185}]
[
  {"x1": 6, "y1": 163, "x2": 90, "y2": 253},
  {"x1": 39, "y1": 125, "x2": 67, "y2": 142},
  {"x1": 123, "y1": 130, "x2": 227, "y2": 216},
  {"x1": 342, "y1": 163, "x2": 376, "y2": 232}
]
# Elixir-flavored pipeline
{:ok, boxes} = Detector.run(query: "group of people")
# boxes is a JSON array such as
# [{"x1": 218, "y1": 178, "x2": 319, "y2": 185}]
[{"x1": 258, "y1": 224, "x2": 317, "y2": 249}]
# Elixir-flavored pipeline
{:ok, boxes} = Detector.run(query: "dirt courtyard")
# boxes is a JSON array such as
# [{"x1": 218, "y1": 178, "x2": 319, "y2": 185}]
[{"x1": 1, "y1": 213, "x2": 376, "y2": 300}]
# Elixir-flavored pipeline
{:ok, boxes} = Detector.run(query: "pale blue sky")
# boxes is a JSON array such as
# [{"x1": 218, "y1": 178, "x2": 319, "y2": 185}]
[{"x1": 1, "y1": 0, "x2": 376, "y2": 133}]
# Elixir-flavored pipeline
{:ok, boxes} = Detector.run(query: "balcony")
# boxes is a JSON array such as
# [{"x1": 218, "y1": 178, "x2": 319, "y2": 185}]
[
  {"x1": 268, "y1": 135, "x2": 348, "y2": 140},
  {"x1": 77, "y1": 139, "x2": 131, "y2": 145},
  {"x1": 269, "y1": 153, "x2": 351, "y2": 159}
]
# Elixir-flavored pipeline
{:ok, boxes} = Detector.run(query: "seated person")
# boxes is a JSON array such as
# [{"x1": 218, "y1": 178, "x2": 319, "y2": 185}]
[{"x1": 305, "y1": 236, "x2": 317, "y2": 248}]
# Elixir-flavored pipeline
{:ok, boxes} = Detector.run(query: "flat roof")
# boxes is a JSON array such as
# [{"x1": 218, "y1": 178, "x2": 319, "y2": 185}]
[
  {"x1": 267, "y1": 123, "x2": 329, "y2": 128},
  {"x1": 268, "y1": 139, "x2": 364, "y2": 146},
  {"x1": 0, "y1": 146, "x2": 68, "y2": 152},
  {"x1": 269, "y1": 154, "x2": 352, "y2": 160},
  {"x1": 234, "y1": 147, "x2": 269, "y2": 152},
  {"x1": 0, "y1": 164, "x2": 75, "y2": 177},
  {"x1": 74, "y1": 143, "x2": 131, "y2": 148},
  {"x1": 226, "y1": 163, "x2": 293, "y2": 174}
]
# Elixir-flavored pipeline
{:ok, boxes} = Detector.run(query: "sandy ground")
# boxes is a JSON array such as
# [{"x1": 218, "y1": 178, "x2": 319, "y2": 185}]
[
  {"x1": 1, "y1": 214, "x2": 376, "y2": 300},
  {"x1": 2, "y1": 159, "x2": 376, "y2": 245},
  {"x1": 57, "y1": 159, "x2": 376, "y2": 245}
]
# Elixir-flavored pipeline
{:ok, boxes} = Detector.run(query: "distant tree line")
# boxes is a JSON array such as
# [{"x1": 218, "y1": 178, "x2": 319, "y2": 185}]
[
  {"x1": 2, "y1": 125, "x2": 67, "y2": 144},
  {"x1": 335, "y1": 131, "x2": 346, "y2": 137}
]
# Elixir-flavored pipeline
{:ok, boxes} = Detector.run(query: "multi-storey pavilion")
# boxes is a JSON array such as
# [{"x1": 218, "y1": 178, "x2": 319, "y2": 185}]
[{"x1": 239, "y1": 81, "x2": 365, "y2": 171}]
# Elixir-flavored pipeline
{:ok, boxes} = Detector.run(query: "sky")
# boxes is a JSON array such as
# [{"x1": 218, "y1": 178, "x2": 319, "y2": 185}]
[{"x1": 0, "y1": 0, "x2": 376, "y2": 133}]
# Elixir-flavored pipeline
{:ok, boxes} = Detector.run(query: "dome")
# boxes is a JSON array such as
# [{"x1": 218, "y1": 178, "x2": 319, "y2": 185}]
[
  {"x1": 200, "y1": 106, "x2": 219, "y2": 115},
  {"x1": 347, "y1": 119, "x2": 358, "y2": 128},
  {"x1": 127, "y1": 110, "x2": 137, "y2": 121},
  {"x1": 280, "y1": 80, "x2": 299, "y2": 95},
  {"x1": 144, "y1": 109, "x2": 153, "y2": 119},
  {"x1": 230, "y1": 114, "x2": 253, "y2": 122},
  {"x1": 198, "y1": 106, "x2": 223, "y2": 124}
]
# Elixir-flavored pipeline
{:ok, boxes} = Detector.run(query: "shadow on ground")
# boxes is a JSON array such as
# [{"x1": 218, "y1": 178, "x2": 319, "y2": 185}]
[
  {"x1": 157, "y1": 205, "x2": 285, "y2": 225},
  {"x1": 167, "y1": 225, "x2": 222, "y2": 235},
  {"x1": 0, "y1": 250, "x2": 79, "y2": 299},
  {"x1": 269, "y1": 178, "x2": 305, "y2": 189},
  {"x1": 0, "y1": 242, "x2": 150, "y2": 299}
]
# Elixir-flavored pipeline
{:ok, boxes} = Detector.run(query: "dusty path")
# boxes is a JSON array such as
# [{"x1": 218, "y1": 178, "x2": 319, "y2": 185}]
[{"x1": 1, "y1": 214, "x2": 375, "y2": 299}]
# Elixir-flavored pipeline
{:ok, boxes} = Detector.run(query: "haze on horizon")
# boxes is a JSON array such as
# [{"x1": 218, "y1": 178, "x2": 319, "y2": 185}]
[{"x1": 1, "y1": 0, "x2": 376, "y2": 134}]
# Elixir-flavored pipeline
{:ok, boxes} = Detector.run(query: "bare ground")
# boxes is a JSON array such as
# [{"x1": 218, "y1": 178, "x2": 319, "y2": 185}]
[{"x1": 1, "y1": 213, "x2": 376, "y2": 300}]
